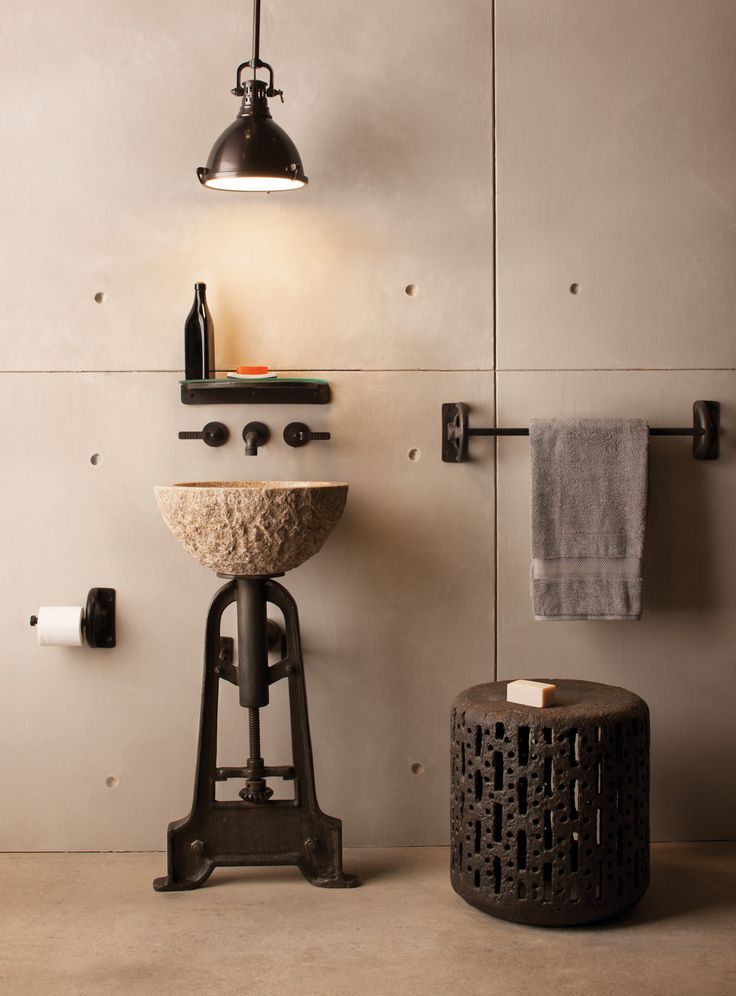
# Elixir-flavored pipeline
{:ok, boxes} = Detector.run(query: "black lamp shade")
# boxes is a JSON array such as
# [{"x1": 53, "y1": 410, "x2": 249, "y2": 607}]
[{"x1": 197, "y1": 81, "x2": 308, "y2": 192}]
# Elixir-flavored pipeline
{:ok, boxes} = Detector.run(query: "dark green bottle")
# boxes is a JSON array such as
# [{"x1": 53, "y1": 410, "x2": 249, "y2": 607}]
[{"x1": 184, "y1": 282, "x2": 215, "y2": 380}]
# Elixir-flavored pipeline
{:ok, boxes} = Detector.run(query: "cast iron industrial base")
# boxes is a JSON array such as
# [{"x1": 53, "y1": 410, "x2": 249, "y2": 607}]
[{"x1": 154, "y1": 575, "x2": 358, "y2": 891}]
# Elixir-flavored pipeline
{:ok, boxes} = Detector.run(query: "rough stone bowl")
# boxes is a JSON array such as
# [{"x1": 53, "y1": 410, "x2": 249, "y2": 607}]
[{"x1": 154, "y1": 481, "x2": 348, "y2": 576}]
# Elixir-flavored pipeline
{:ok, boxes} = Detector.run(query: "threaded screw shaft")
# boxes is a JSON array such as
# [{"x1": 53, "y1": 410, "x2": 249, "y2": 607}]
[{"x1": 248, "y1": 707, "x2": 262, "y2": 762}]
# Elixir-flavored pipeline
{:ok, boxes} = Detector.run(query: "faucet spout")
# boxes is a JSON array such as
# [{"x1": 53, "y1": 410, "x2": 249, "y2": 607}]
[{"x1": 242, "y1": 421, "x2": 269, "y2": 456}]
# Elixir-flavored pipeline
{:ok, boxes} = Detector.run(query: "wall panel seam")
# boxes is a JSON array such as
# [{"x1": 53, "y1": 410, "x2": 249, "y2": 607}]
[
  {"x1": 0, "y1": 368, "x2": 500, "y2": 375},
  {"x1": 492, "y1": 0, "x2": 499, "y2": 684}
]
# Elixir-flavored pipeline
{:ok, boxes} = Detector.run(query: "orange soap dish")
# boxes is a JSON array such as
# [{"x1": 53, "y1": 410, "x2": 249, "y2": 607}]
[{"x1": 227, "y1": 366, "x2": 277, "y2": 380}]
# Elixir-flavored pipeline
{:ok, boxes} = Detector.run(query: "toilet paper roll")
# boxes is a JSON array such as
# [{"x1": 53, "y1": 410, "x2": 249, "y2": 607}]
[{"x1": 36, "y1": 606, "x2": 84, "y2": 646}]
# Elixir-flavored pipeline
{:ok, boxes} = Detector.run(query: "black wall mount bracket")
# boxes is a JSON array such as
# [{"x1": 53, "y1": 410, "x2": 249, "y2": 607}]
[
  {"x1": 442, "y1": 400, "x2": 720, "y2": 463},
  {"x1": 30, "y1": 587, "x2": 116, "y2": 649},
  {"x1": 85, "y1": 588, "x2": 116, "y2": 648}
]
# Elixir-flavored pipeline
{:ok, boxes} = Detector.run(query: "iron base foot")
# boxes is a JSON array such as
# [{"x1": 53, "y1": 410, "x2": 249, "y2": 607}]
[{"x1": 153, "y1": 576, "x2": 358, "y2": 893}]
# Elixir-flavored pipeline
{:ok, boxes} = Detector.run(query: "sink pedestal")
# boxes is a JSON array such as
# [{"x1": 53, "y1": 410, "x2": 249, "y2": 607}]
[{"x1": 153, "y1": 575, "x2": 358, "y2": 891}]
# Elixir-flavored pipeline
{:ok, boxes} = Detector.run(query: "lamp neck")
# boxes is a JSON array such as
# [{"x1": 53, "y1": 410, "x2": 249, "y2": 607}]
[{"x1": 237, "y1": 79, "x2": 273, "y2": 119}]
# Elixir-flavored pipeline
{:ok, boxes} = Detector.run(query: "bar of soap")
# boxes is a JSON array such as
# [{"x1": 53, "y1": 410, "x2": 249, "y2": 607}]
[{"x1": 507, "y1": 679, "x2": 557, "y2": 708}]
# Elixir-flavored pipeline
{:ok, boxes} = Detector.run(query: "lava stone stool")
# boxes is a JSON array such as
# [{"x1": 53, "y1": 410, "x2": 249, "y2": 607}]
[{"x1": 450, "y1": 679, "x2": 649, "y2": 926}]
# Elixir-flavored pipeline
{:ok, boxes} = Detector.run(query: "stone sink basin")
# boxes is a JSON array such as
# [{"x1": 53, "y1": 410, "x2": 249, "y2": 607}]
[{"x1": 155, "y1": 481, "x2": 348, "y2": 576}]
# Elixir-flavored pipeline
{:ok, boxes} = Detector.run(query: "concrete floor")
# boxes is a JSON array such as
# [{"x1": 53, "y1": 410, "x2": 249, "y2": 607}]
[{"x1": 1, "y1": 844, "x2": 735, "y2": 996}]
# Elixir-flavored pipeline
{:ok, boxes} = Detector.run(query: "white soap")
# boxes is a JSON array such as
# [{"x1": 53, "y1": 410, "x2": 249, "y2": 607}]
[{"x1": 507, "y1": 679, "x2": 557, "y2": 708}]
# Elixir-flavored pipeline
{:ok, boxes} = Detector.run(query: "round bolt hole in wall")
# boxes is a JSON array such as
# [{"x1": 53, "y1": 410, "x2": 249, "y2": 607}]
[{"x1": 94, "y1": 292, "x2": 107, "y2": 304}]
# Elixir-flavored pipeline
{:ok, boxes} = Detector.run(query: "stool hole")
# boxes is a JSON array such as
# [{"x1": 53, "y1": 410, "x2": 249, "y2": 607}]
[
  {"x1": 474, "y1": 726, "x2": 482, "y2": 756},
  {"x1": 596, "y1": 808, "x2": 602, "y2": 845},
  {"x1": 493, "y1": 802, "x2": 502, "y2": 842},
  {"x1": 493, "y1": 751, "x2": 503, "y2": 791},
  {"x1": 544, "y1": 810, "x2": 553, "y2": 849},
  {"x1": 571, "y1": 832, "x2": 580, "y2": 872},
  {"x1": 517, "y1": 830, "x2": 527, "y2": 870},
  {"x1": 543, "y1": 863, "x2": 553, "y2": 902},
  {"x1": 474, "y1": 820, "x2": 481, "y2": 854},
  {"x1": 543, "y1": 756, "x2": 553, "y2": 796},
  {"x1": 517, "y1": 776, "x2": 528, "y2": 815},
  {"x1": 543, "y1": 727, "x2": 553, "y2": 745},
  {"x1": 569, "y1": 729, "x2": 579, "y2": 766},
  {"x1": 474, "y1": 768, "x2": 483, "y2": 801},
  {"x1": 518, "y1": 725, "x2": 530, "y2": 765},
  {"x1": 495, "y1": 722, "x2": 505, "y2": 739},
  {"x1": 493, "y1": 856, "x2": 501, "y2": 894}
]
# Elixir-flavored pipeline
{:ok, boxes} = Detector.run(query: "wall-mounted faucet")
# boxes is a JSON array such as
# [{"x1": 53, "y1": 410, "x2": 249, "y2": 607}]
[
  {"x1": 283, "y1": 422, "x2": 331, "y2": 448},
  {"x1": 243, "y1": 421, "x2": 269, "y2": 456}
]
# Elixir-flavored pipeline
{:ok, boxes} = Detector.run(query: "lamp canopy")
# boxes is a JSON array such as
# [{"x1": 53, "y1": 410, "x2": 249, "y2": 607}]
[{"x1": 197, "y1": 0, "x2": 308, "y2": 193}]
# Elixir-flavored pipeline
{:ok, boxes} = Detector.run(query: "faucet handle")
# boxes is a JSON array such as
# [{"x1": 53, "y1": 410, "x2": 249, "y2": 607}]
[
  {"x1": 243, "y1": 422, "x2": 269, "y2": 456},
  {"x1": 178, "y1": 422, "x2": 229, "y2": 447},
  {"x1": 283, "y1": 422, "x2": 331, "y2": 448}
]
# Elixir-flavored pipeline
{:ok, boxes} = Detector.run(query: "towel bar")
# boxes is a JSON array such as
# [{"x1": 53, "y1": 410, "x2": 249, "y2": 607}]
[{"x1": 442, "y1": 400, "x2": 720, "y2": 463}]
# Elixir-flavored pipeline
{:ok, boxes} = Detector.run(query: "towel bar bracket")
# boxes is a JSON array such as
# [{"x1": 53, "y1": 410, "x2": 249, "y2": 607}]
[
  {"x1": 442, "y1": 400, "x2": 720, "y2": 463},
  {"x1": 691, "y1": 399, "x2": 720, "y2": 460}
]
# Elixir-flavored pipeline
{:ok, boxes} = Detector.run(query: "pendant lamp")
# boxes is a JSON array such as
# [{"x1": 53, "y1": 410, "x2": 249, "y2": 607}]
[{"x1": 197, "y1": 0, "x2": 308, "y2": 192}]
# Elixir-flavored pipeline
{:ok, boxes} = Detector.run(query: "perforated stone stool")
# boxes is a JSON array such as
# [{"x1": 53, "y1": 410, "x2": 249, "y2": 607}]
[{"x1": 450, "y1": 679, "x2": 649, "y2": 926}]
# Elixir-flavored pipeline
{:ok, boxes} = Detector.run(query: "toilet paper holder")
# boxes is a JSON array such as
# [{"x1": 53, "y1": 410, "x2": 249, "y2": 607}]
[{"x1": 30, "y1": 588, "x2": 116, "y2": 649}]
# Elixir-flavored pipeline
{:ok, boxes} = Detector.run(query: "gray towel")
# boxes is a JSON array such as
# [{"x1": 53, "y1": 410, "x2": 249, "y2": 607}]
[{"x1": 529, "y1": 418, "x2": 649, "y2": 621}]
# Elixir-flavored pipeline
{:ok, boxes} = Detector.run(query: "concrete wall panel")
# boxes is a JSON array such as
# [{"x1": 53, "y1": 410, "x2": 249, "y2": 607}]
[
  {"x1": 0, "y1": 371, "x2": 494, "y2": 849},
  {"x1": 496, "y1": 371, "x2": 736, "y2": 840},
  {"x1": 496, "y1": 0, "x2": 736, "y2": 370},
  {"x1": 0, "y1": 1, "x2": 494, "y2": 373}
]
